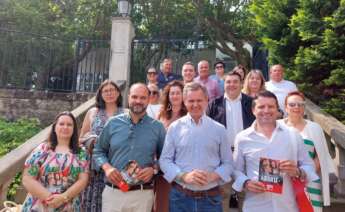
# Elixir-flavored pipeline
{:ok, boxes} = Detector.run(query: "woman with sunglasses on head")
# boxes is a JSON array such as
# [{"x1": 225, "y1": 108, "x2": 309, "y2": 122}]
[
  {"x1": 22, "y1": 111, "x2": 89, "y2": 211},
  {"x1": 278, "y1": 91, "x2": 336, "y2": 212},
  {"x1": 154, "y1": 80, "x2": 187, "y2": 212},
  {"x1": 79, "y1": 79, "x2": 124, "y2": 212},
  {"x1": 146, "y1": 84, "x2": 161, "y2": 119}
]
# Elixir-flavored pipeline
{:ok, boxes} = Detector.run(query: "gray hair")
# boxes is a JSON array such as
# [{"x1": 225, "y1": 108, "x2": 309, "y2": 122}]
[{"x1": 183, "y1": 82, "x2": 208, "y2": 99}]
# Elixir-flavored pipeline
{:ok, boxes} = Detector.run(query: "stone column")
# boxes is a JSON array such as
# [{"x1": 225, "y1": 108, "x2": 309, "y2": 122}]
[{"x1": 109, "y1": 17, "x2": 135, "y2": 106}]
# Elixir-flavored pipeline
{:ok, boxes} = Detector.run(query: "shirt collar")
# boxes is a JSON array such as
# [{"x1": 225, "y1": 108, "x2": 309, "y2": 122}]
[
  {"x1": 186, "y1": 113, "x2": 206, "y2": 126},
  {"x1": 248, "y1": 120, "x2": 284, "y2": 135},
  {"x1": 125, "y1": 111, "x2": 149, "y2": 125},
  {"x1": 224, "y1": 93, "x2": 242, "y2": 102}
]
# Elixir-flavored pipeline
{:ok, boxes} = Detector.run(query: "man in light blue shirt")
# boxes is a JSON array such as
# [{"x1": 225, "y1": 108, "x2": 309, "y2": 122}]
[
  {"x1": 93, "y1": 83, "x2": 165, "y2": 212},
  {"x1": 159, "y1": 82, "x2": 233, "y2": 212}
]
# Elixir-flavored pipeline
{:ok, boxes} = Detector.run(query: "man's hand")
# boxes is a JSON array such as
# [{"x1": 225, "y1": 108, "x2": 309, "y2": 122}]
[
  {"x1": 182, "y1": 170, "x2": 208, "y2": 186},
  {"x1": 279, "y1": 160, "x2": 299, "y2": 177},
  {"x1": 244, "y1": 180, "x2": 266, "y2": 193},
  {"x1": 136, "y1": 167, "x2": 154, "y2": 183},
  {"x1": 104, "y1": 166, "x2": 123, "y2": 185}
]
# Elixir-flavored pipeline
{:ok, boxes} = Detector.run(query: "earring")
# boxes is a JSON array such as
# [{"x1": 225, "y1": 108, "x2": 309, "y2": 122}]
[{"x1": 167, "y1": 103, "x2": 172, "y2": 111}]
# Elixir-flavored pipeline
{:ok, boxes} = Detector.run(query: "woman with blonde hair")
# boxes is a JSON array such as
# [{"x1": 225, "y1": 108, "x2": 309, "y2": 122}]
[{"x1": 242, "y1": 69, "x2": 266, "y2": 98}]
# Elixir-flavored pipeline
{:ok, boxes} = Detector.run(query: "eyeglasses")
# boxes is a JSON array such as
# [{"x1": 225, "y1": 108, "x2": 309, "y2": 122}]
[
  {"x1": 149, "y1": 91, "x2": 159, "y2": 96},
  {"x1": 287, "y1": 102, "x2": 305, "y2": 108},
  {"x1": 102, "y1": 88, "x2": 116, "y2": 94},
  {"x1": 215, "y1": 66, "x2": 224, "y2": 69}
]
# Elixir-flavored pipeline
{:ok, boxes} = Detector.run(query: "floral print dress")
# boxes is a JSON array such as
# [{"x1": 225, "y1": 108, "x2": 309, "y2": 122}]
[{"x1": 22, "y1": 143, "x2": 89, "y2": 212}]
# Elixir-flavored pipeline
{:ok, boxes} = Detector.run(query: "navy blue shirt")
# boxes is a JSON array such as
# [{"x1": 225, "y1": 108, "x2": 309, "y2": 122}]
[
  {"x1": 157, "y1": 71, "x2": 182, "y2": 89},
  {"x1": 93, "y1": 113, "x2": 166, "y2": 171}
]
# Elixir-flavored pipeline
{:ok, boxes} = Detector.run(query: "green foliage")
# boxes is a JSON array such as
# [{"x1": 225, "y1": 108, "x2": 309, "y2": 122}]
[
  {"x1": 251, "y1": 0, "x2": 345, "y2": 123},
  {"x1": 7, "y1": 172, "x2": 22, "y2": 201},
  {"x1": 0, "y1": 118, "x2": 41, "y2": 156}
]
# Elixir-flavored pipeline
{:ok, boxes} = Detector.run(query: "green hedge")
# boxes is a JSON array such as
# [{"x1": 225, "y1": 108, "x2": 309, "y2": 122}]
[{"x1": 0, "y1": 118, "x2": 41, "y2": 157}]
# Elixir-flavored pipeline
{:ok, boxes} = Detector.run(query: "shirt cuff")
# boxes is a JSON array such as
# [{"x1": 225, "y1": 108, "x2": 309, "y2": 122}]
[
  {"x1": 163, "y1": 168, "x2": 181, "y2": 183},
  {"x1": 232, "y1": 174, "x2": 249, "y2": 192},
  {"x1": 214, "y1": 168, "x2": 231, "y2": 184},
  {"x1": 300, "y1": 165, "x2": 319, "y2": 182}
]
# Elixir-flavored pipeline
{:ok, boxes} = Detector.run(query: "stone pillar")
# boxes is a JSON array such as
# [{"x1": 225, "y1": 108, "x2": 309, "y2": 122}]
[{"x1": 109, "y1": 17, "x2": 135, "y2": 106}]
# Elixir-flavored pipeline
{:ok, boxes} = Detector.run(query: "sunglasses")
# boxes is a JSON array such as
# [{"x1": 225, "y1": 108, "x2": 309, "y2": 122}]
[
  {"x1": 149, "y1": 91, "x2": 159, "y2": 95},
  {"x1": 215, "y1": 66, "x2": 224, "y2": 69},
  {"x1": 287, "y1": 102, "x2": 305, "y2": 108},
  {"x1": 147, "y1": 72, "x2": 157, "y2": 75}
]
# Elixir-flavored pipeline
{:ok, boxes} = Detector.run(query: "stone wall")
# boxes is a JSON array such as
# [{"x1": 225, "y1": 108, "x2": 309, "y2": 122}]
[{"x1": 0, "y1": 88, "x2": 94, "y2": 126}]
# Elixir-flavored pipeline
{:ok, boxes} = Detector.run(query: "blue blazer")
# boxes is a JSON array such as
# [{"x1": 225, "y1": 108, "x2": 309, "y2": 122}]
[{"x1": 206, "y1": 93, "x2": 255, "y2": 129}]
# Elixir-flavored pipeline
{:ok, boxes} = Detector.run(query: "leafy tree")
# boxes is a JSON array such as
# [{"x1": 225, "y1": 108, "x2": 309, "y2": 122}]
[{"x1": 251, "y1": 0, "x2": 345, "y2": 123}]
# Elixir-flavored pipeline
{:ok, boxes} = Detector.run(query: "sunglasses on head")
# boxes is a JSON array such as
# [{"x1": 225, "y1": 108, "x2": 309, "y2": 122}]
[
  {"x1": 149, "y1": 91, "x2": 159, "y2": 95},
  {"x1": 287, "y1": 102, "x2": 305, "y2": 108}
]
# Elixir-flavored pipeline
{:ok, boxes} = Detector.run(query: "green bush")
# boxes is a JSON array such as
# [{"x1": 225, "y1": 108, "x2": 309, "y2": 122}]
[
  {"x1": 0, "y1": 118, "x2": 41, "y2": 157},
  {"x1": 0, "y1": 117, "x2": 41, "y2": 200}
]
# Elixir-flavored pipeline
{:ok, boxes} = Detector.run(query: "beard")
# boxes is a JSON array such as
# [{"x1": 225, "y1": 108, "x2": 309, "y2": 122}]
[{"x1": 129, "y1": 103, "x2": 147, "y2": 115}]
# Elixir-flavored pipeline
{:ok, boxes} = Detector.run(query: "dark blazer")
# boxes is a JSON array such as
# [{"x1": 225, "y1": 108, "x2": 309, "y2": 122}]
[{"x1": 206, "y1": 93, "x2": 255, "y2": 129}]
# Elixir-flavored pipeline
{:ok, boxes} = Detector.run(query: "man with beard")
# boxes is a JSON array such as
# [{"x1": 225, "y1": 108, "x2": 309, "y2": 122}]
[{"x1": 93, "y1": 83, "x2": 166, "y2": 212}]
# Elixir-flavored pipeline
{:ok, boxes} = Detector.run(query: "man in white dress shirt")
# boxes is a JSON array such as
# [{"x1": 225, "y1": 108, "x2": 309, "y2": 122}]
[
  {"x1": 265, "y1": 64, "x2": 297, "y2": 115},
  {"x1": 232, "y1": 90, "x2": 318, "y2": 212}
]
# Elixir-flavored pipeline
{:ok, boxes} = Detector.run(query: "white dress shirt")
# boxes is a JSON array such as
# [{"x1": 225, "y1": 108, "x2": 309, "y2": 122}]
[
  {"x1": 225, "y1": 93, "x2": 244, "y2": 147},
  {"x1": 232, "y1": 121, "x2": 318, "y2": 212},
  {"x1": 265, "y1": 80, "x2": 297, "y2": 114},
  {"x1": 159, "y1": 114, "x2": 233, "y2": 191}
]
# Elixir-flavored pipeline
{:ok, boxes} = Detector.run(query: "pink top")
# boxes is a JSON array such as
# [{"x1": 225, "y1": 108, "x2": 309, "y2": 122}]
[{"x1": 194, "y1": 76, "x2": 221, "y2": 102}]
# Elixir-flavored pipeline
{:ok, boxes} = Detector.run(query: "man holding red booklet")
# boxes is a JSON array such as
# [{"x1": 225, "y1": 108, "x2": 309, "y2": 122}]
[{"x1": 232, "y1": 91, "x2": 318, "y2": 212}]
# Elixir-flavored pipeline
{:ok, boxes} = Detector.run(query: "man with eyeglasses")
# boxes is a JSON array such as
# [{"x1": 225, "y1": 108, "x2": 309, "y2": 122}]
[
  {"x1": 265, "y1": 64, "x2": 298, "y2": 116},
  {"x1": 210, "y1": 61, "x2": 226, "y2": 95},
  {"x1": 93, "y1": 83, "x2": 166, "y2": 212},
  {"x1": 232, "y1": 90, "x2": 318, "y2": 212}
]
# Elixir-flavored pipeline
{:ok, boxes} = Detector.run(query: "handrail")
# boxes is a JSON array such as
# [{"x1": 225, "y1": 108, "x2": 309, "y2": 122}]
[
  {"x1": 305, "y1": 98, "x2": 345, "y2": 197},
  {"x1": 0, "y1": 80, "x2": 126, "y2": 205}
]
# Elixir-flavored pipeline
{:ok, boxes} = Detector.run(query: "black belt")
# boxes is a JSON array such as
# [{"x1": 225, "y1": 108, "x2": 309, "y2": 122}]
[{"x1": 105, "y1": 182, "x2": 153, "y2": 191}]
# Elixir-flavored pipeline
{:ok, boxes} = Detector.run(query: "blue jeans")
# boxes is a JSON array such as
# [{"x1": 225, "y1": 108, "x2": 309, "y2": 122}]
[{"x1": 169, "y1": 187, "x2": 223, "y2": 212}]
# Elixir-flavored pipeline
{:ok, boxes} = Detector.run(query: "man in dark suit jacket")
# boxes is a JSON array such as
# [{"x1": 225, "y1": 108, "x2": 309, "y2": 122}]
[
  {"x1": 207, "y1": 71, "x2": 255, "y2": 212},
  {"x1": 207, "y1": 72, "x2": 255, "y2": 133}
]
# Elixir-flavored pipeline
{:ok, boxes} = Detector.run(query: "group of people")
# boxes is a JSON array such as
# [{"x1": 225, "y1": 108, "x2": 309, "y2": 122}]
[{"x1": 21, "y1": 58, "x2": 336, "y2": 212}]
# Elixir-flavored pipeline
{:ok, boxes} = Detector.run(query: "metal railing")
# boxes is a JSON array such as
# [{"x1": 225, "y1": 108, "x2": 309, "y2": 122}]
[{"x1": 0, "y1": 28, "x2": 110, "y2": 92}]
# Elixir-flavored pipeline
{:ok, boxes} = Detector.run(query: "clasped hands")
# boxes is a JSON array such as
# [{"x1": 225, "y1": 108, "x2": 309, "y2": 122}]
[
  {"x1": 42, "y1": 193, "x2": 68, "y2": 209},
  {"x1": 245, "y1": 160, "x2": 301, "y2": 193},
  {"x1": 181, "y1": 169, "x2": 220, "y2": 186}
]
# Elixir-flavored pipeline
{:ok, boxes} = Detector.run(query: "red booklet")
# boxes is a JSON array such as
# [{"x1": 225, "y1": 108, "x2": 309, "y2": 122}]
[{"x1": 259, "y1": 157, "x2": 283, "y2": 194}]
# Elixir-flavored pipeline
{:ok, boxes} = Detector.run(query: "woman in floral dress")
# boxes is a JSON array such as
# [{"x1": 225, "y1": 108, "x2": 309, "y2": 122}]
[
  {"x1": 79, "y1": 79, "x2": 124, "y2": 212},
  {"x1": 22, "y1": 111, "x2": 89, "y2": 211}
]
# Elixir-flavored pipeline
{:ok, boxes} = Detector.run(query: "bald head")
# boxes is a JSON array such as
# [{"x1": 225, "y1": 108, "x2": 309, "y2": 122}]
[
  {"x1": 198, "y1": 60, "x2": 210, "y2": 80},
  {"x1": 269, "y1": 64, "x2": 284, "y2": 82},
  {"x1": 128, "y1": 83, "x2": 150, "y2": 115}
]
